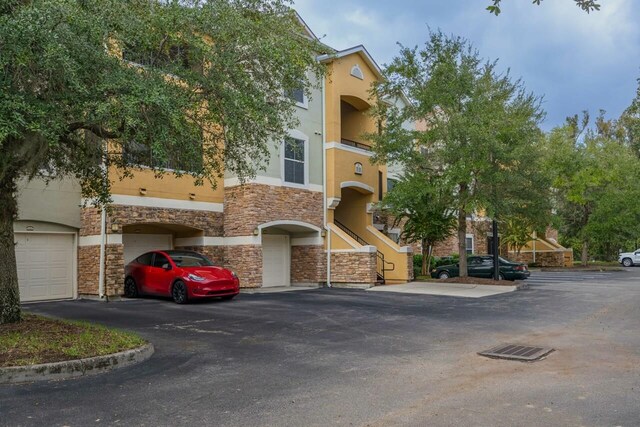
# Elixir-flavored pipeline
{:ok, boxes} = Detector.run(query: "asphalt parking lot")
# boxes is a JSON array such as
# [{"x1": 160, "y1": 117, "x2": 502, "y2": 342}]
[{"x1": 2, "y1": 269, "x2": 639, "y2": 426}]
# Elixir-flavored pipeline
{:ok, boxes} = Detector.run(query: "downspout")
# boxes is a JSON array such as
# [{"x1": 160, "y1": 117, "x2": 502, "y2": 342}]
[
  {"x1": 98, "y1": 207, "x2": 106, "y2": 300},
  {"x1": 322, "y1": 73, "x2": 331, "y2": 287},
  {"x1": 98, "y1": 138, "x2": 108, "y2": 300}
]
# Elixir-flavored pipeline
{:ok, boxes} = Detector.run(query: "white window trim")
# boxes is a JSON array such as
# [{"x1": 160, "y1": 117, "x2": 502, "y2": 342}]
[
  {"x1": 465, "y1": 234, "x2": 475, "y2": 255},
  {"x1": 284, "y1": 85, "x2": 308, "y2": 110},
  {"x1": 281, "y1": 130, "x2": 309, "y2": 189}
]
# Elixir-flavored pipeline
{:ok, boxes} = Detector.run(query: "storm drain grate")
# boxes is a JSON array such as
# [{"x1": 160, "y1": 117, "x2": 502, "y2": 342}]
[{"x1": 478, "y1": 344, "x2": 554, "y2": 361}]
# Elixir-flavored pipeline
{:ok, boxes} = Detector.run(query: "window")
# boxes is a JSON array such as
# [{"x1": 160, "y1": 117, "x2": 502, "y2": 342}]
[
  {"x1": 286, "y1": 86, "x2": 305, "y2": 104},
  {"x1": 283, "y1": 137, "x2": 306, "y2": 185},
  {"x1": 378, "y1": 171, "x2": 383, "y2": 201},
  {"x1": 168, "y1": 251, "x2": 214, "y2": 267},
  {"x1": 285, "y1": 82, "x2": 307, "y2": 108},
  {"x1": 123, "y1": 140, "x2": 203, "y2": 173},
  {"x1": 152, "y1": 253, "x2": 170, "y2": 269},
  {"x1": 136, "y1": 253, "x2": 153, "y2": 266},
  {"x1": 387, "y1": 178, "x2": 397, "y2": 192},
  {"x1": 465, "y1": 234, "x2": 474, "y2": 255}
]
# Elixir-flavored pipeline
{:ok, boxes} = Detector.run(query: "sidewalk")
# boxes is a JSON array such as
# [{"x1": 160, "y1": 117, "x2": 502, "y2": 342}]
[{"x1": 366, "y1": 281, "x2": 517, "y2": 298}]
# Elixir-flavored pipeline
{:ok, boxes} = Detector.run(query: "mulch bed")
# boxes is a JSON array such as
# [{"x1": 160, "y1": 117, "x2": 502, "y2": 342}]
[{"x1": 0, "y1": 314, "x2": 145, "y2": 367}]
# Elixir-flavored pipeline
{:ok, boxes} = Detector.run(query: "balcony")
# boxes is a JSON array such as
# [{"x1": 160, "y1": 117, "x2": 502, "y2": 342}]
[{"x1": 340, "y1": 138, "x2": 372, "y2": 152}]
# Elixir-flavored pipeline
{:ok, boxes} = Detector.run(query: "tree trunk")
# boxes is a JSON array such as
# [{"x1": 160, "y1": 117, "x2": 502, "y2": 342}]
[
  {"x1": 581, "y1": 240, "x2": 589, "y2": 267},
  {"x1": 458, "y1": 207, "x2": 468, "y2": 277},
  {"x1": 425, "y1": 244, "x2": 433, "y2": 275},
  {"x1": 0, "y1": 174, "x2": 21, "y2": 324},
  {"x1": 421, "y1": 239, "x2": 429, "y2": 276}
]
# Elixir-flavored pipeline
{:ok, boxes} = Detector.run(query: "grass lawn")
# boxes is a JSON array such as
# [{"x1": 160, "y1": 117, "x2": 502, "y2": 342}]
[{"x1": 0, "y1": 314, "x2": 146, "y2": 368}]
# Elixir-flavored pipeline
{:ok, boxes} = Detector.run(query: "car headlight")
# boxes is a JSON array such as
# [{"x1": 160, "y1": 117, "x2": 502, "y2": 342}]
[
  {"x1": 187, "y1": 273, "x2": 206, "y2": 282},
  {"x1": 431, "y1": 269, "x2": 437, "y2": 273}
]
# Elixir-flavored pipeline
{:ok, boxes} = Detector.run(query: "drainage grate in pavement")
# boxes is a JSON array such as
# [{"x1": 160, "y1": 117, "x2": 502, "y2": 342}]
[{"x1": 478, "y1": 344, "x2": 554, "y2": 361}]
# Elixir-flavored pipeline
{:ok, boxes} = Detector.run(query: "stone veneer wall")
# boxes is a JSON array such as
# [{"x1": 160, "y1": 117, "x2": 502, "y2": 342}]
[
  {"x1": 291, "y1": 246, "x2": 326, "y2": 284},
  {"x1": 432, "y1": 220, "x2": 491, "y2": 257},
  {"x1": 223, "y1": 184, "x2": 325, "y2": 287},
  {"x1": 80, "y1": 204, "x2": 224, "y2": 296},
  {"x1": 224, "y1": 245, "x2": 262, "y2": 288},
  {"x1": 508, "y1": 251, "x2": 571, "y2": 267},
  {"x1": 330, "y1": 252, "x2": 377, "y2": 285},
  {"x1": 78, "y1": 245, "x2": 100, "y2": 295},
  {"x1": 224, "y1": 184, "x2": 323, "y2": 236}
]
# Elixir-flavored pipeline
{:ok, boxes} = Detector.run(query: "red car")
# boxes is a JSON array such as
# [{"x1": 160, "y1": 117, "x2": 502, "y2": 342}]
[{"x1": 124, "y1": 250, "x2": 240, "y2": 304}]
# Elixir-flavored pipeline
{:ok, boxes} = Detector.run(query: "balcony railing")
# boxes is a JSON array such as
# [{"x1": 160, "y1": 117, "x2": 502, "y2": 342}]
[{"x1": 340, "y1": 138, "x2": 372, "y2": 152}]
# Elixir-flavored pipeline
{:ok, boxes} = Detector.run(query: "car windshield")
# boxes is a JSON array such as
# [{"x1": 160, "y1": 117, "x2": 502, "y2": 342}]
[{"x1": 168, "y1": 252, "x2": 214, "y2": 267}]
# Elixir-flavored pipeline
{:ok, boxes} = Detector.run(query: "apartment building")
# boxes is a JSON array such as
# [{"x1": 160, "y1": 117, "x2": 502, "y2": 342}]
[{"x1": 12, "y1": 15, "x2": 413, "y2": 302}]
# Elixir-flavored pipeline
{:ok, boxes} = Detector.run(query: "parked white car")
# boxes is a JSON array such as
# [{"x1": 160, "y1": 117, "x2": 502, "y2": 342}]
[{"x1": 619, "y1": 249, "x2": 640, "y2": 267}]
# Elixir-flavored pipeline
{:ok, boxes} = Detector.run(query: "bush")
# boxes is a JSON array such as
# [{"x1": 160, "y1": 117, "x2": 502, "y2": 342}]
[{"x1": 413, "y1": 253, "x2": 460, "y2": 276}]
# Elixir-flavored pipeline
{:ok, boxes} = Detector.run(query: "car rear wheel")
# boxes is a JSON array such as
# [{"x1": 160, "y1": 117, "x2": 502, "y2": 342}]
[
  {"x1": 438, "y1": 271, "x2": 450, "y2": 279},
  {"x1": 172, "y1": 280, "x2": 188, "y2": 304},
  {"x1": 622, "y1": 258, "x2": 633, "y2": 267},
  {"x1": 124, "y1": 277, "x2": 138, "y2": 298}
]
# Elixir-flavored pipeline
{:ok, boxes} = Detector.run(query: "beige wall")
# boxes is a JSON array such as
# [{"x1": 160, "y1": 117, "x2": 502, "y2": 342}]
[{"x1": 16, "y1": 178, "x2": 81, "y2": 229}]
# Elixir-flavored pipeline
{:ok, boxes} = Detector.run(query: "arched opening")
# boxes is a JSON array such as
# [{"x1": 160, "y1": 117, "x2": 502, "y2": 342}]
[
  {"x1": 333, "y1": 187, "x2": 373, "y2": 241},
  {"x1": 122, "y1": 222, "x2": 203, "y2": 264},
  {"x1": 340, "y1": 96, "x2": 374, "y2": 149},
  {"x1": 259, "y1": 220, "x2": 322, "y2": 288}
]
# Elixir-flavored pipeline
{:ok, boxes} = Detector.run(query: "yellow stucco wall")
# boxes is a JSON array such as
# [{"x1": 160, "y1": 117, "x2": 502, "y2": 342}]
[
  {"x1": 109, "y1": 166, "x2": 224, "y2": 203},
  {"x1": 324, "y1": 53, "x2": 380, "y2": 144}
]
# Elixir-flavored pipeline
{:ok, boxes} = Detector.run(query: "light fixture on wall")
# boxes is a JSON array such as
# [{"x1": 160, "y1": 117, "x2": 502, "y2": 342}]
[
  {"x1": 253, "y1": 227, "x2": 260, "y2": 236},
  {"x1": 320, "y1": 230, "x2": 326, "y2": 237},
  {"x1": 189, "y1": 193, "x2": 196, "y2": 200},
  {"x1": 111, "y1": 223, "x2": 119, "y2": 232},
  {"x1": 139, "y1": 188, "x2": 147, "y2": 195}
]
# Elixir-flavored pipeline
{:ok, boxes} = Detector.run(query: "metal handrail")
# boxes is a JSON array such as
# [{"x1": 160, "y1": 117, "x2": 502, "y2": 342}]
[
  {"x1": 333, "y1": 220, "x2": 395, "y2": 282},
  {"x1": 340, "y1": 138, "x2": 372, "y2": 152}
]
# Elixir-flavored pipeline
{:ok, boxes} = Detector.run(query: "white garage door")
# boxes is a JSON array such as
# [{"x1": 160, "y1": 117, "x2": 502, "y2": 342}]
[
  {"x1": 123, "y1": 234, "x2": 173, "y2": 264},
  {"x1": 262, "y1": 235, "x2": 290, "y2": 288},
  {"x1": 15, "y1": 233, "x2": 74, "y2": 302}
]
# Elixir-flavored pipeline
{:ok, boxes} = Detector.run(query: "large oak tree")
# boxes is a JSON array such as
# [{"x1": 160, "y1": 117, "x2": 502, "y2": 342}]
[
  {"x1": 369, "y1": 31, "x2": 550, "y2": 277},
  {"x1": 0, "y1": 0, "x2": 324, "y2": 323}
]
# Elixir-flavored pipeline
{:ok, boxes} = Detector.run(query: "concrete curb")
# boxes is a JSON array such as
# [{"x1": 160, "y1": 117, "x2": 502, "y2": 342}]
[{"x1": 0, "y1": 343, "x2": 154, "y2": 385}]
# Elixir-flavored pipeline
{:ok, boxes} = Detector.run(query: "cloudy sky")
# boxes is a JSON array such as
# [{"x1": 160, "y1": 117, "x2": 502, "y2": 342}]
[{"x1": 294, "y1": 0, "x2": 640, "y2": 130}]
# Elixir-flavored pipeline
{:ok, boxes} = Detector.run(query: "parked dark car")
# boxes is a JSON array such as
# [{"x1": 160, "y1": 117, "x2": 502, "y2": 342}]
[
  {"x1": 430, "y1": 255, "x2": 530, "y2": 281},
  {"x1": 124, "y1": 250, "x2": 240, "y2": 303}
]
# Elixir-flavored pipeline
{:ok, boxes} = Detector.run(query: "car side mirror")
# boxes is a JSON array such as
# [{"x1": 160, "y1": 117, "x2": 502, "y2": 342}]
[{"x1": 162, "y1": 263, "x2": 172, "y2": 270}]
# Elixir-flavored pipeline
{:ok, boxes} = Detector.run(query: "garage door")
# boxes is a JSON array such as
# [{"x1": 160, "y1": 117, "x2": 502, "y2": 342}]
[
  {"x1": 262, "y1": 234, "x2": 290, "y2": 288},
  {"x1": 123, "y1": 233, "x2": 173, "y2": 264},
  {"x1": 15, "y1": 233, "x2": 74, "y2": 302}
]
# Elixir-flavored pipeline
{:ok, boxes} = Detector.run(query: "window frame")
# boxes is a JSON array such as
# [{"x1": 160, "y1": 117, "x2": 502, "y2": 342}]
[
  {"x1": 285, "y1": 83, "x2": 308, "y2": 110},
  {"x1": 280, "y1": 130, "x2": 309, "y2": 189},
  {"x1": 465, "y1": 234, "x2": 475, "y2": 255}
]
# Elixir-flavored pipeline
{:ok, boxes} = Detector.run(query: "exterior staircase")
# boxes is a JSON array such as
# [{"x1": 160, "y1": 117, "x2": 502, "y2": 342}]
[{"x1": 334, "y1": 219, "x2": 395, "y2": 284}]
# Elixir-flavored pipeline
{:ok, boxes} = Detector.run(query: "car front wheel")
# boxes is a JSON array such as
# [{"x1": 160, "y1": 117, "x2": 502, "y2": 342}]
[
  {"x1": 124, "y1": 277, "x2": 138, "y2": 298},
  {"x1": 438, "y1": 271, "x2": 450, "y2": 279},
  {"x1": 622, "y1": 258, "x2": 633, "y2": 267},
  {"x1": 172, "y1": 280, "x2": 188, "y2": 304}
]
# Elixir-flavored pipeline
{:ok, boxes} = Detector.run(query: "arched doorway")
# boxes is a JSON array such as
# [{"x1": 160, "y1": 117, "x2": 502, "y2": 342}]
[{"x1": 258, "y1": 220, "x2": 323, "y2": 288}]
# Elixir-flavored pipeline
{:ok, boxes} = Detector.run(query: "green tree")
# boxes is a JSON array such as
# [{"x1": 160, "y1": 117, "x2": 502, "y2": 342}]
[
  {"x1": 544, "y1": 112, "x2": 640, "y2": 264},
  {"x1": 486, "y1": 0, "x2": 600, "y2": 15},
  {"x1": 0, "y1": 0, "x2": 324, "y2": 324},
  {"x1": 381, "y1": 170, "x2": 457, "y2": 276},
  {"x1": 369, "y1": 31, "x2": 550, "y2": 277}
]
